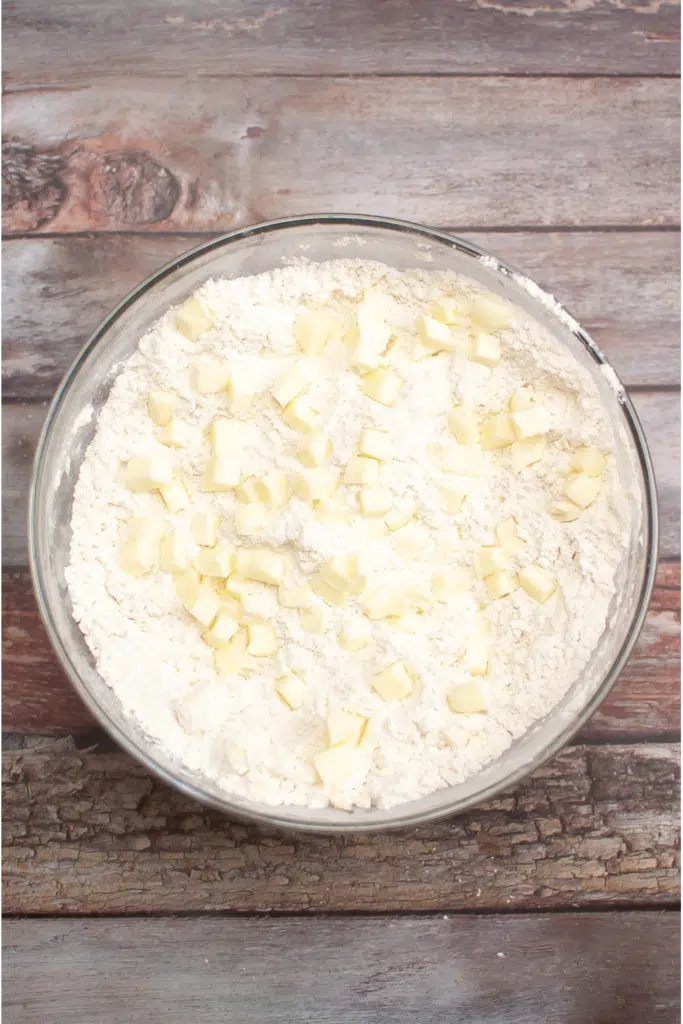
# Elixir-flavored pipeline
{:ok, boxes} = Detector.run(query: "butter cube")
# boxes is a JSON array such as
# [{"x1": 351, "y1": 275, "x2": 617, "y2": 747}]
[
  {"x1": 496, "y1": 517, "x2": 525, "y2": 554},
  {"x1": 181, "y1": 579, "x2": 222, "y2": 626},
  {"x1": 191, "y1": 512, "x2": 219, "y2": 547},
  {"x1": 159, "y1": 476, "x2": 190, "y2": 513},
  {"x1": 310, "y1": 573, "x2": 347, "y2": 607},
  {"x1": 148, "y1": 390, "x2": 179, "y2": 426},
  {"x1": 315, "y1": 497, "x2": 353, "y2": 524},
  {"x1": 549, "y1": 499, "x2": 582, "y2": 523},
  {"x1": 209, "y1": 418, "x2": 243, "y2": 458},
  {"x1": 470, "y1": 294, "x2": 512, "y2": 331},
  {"x1": 474, "y1": 546, "x2": 509, "y2": 579},
  {"x1": 438, "y1": 526, "x2": 462, "y2": 557},
  {"x1": 119, "y1": 529, "x2": 160, "y2": 577},
  {"x1": 350, "y1": 293, "x2": 392, "y2": 369},
  {"x1": 572, "y1": 446, "x2": 606, "y2": 477},
  {"x1": 175, "y1": 295, "x2": 213, "y2": 341},
  {"x1": 403, "y1": 582, "x2": 433, "y2": 612},
  {"x1": 275, "y1": 671, "x2": 306, "y2": 710},
  {"x1": 271, "y1": 358, "x2": 320, "y2": 407},
  {"x1": 448, "y1": 680, "x2": 488, "y2": 714},
  {"x1": 372, "y1": 661, "x2": 414, "y2": 702},
  {"x1": 391, "y1": 521, "x2": 429, "y2": 560},
  {"x1": 125, "y1": 454, "x2": 174, "y2": 492},
  {"x1": 235, "y1": 548, "x2": 285, "y2": 586},
  {"x1": 235, "y1": 502, "x2": 270, "y2": 536},
  {"x1": 511, "y1": 407, "x2": 551, "y2": 440},
  {"x1": 246, "y1": 622, "x2": 279, "y2": 657},
  {"x1": 203, "y1": 609, "x2": 240, "y2": 649},
  {"x1": 201, "y1": 455, "x2": 241, "y2": 492},
  {"x1": 214, "y1": 629, "x2": 249, "y2": 677},
  {"x1": 158, "y1": 416, "x2": 191, "y2": 448},
  {"x1": 293, "y1": 308, "x2": 340, "y2": 356},
  {"x1": 224, "y1": 374, "x2": 255, "y2": 415},
  {"x1": 441, "y1": 443, "x2": 485, "y2": 476},
  {"x1": 338, "y1": 619, "x2": 372, "y2": 652},
  {"x1": 384, "y1": 498, "x2": 416, "y2": 531},
  {"x1": 282, "y1": 395, "x2": 321, "y2": 432},
  {"x1": 470, "y1": 332, "x2": 501, "y2": 367},
  {"x1": 462, "y1": 635, "x2": 489, "y2": 676},
  {"x1": 159, "y1": 532, "x2": 189, "y2": 573},
  {"x1": 344, "y1": 455, "x2": 380, "y2": 487},
  {"x1": 236, "y1": 476, "x2": 260, "y2": 504},
  {"x1": 359, "y1": 486, "x2": 393, "y2": 517},
  {"x1": 299, "y1": 605, "x2": 327, "y2": 634},
  {"x1": 193, "y1": 544, "x2": 235, "y2": 578},
  {"x1": 314, "y1": 744, "x2": 363, "y2": 788},
  {"x1": 416, "y1": 314, "x2": 454, "y2": 353},
  {"x1": 448, "y1": 404, "x2": 479, "y2": 445},
  {"x1": 486, "y1": 570, "x2": 520, "y2": 600},
  {"x1": 327, "y1": 708, "x2": 367, "y2": 747},
  {"x1": 440, "y1": 485, "x2": 467, "y2": 514},
  {"x1": 255, "y1": 471, "x2": 290, "y2": 508},
  {"x1": 298, "y1": 433, "x2": 332, "y2": 468},
  {"x1": 509, "y1": 386, "x2": 534, "y2": 412},
  {"x1": 293, "y1": 467, "x2": 340, "y2": 502},
  {"x1": 389, "y1": 612, "x2": 425, "y2": 634},
  {"x1": 430, "y1": 297, "x2": 467, "y2": 325},
  {"x1": 278, "y1": 585, "x2": 312, "y2": 609},
  {"x1": 519, "y1": 564, "x2": 556, "y2": 603},
  {"x1": 358, "y1": 427, "x2": 391, "y2": 462},
  {"x1": 565, "y1": 472, "x2": 601, "y2": 508},
  {"x1": 481, "y1": 412, "x2": 515, "y2": 450},
  {"x1": 360, "y1": 368, "x2": 405, "y2": 406},
  {"x1": 193, "y1": 358, "x2": 230, "y2": 394},
  {"x1": 320, "y1": 555, "x2": 365, "y2": 596},
  {"x1": 431, "y1": 568, "x2": 471, "y2": 602},
  {"x1": 362, "y1": 589, "x2": 407, "y2": 620},
  {"x1": 511, "y1": 437, "x2": 547, "y2": 473}
]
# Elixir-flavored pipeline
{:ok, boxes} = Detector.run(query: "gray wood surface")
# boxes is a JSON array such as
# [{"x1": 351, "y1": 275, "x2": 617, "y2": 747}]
[
  {"x1": 4, "y1": 231, "x2": 680, "y2": 398},
  {"x1": 3, "y1": 78, "x2": 679, "y2": 234},
  {"x1": 4, "y1": 390, "x2": 679, "y2": 567},
  {"x1": 4, "y1": 912, "x2": 680, "y2": 1024},
  {"x1": 3, "y1": 562, "x2": 679, "y2": 738},
  {"x1": 4, "y1": 739, "x2": 679, "y2": 914},
  {"x1": 4, "y1": 0, "x2": 680, "y2": 81}
]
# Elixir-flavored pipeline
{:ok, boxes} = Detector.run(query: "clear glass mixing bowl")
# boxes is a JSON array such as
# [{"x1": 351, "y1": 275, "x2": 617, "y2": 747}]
[{"x1": 29, "y1": 215, "x2": 658, "y2": 832}]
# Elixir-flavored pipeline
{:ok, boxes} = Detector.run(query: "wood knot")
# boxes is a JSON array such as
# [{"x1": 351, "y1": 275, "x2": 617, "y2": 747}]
[
  {"x1": 89, "y1": 151, "x2": 180, "y2": 226},
  {"x1": 2, "y1": 137, "x2": 67, "y2": 231}
]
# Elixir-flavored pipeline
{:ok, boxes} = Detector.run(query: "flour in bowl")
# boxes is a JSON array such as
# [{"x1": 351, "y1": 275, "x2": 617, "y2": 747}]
[{"x1": 66, "y1": 259, "x2": 629, "y2": 810}]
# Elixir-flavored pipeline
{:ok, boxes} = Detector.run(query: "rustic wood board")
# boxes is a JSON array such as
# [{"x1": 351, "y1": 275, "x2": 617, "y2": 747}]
[
  {"x1": 3, "y1": 562, "x2": 679, "y2": 738},
  {"x1": 3, "y1": 78, "x2": 679, "y2": 234},
  {"x1": 4, "y1": 390, "x2": 679, "y2": 568},
  {"x1": 5, "y1": 0, "x2": 681, "y2": 83},
  {"x1": 3, "y1": 739, "x2": 679, "y2": 914},
  {"x1": 4, "y1": 231, "x2": 680, "y2": 399},
  {"x1": 4, "y1": 912, "x2": 680, "y2": 1024}
]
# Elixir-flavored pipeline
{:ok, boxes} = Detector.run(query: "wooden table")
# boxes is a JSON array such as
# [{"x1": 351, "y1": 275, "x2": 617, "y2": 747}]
[{"x1": 3, "y1": 3, "x2": 680, "y2": 1020}]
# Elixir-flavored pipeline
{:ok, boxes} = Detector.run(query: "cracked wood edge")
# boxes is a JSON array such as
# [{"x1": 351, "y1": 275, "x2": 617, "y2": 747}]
[
  {"x1": 3, "y1": 739, "x2": 679, "y2": 914},
  {"x1": 3, "y1": 231, "x2": 680, "y2": 398},
  {"x1": 3, "y1": 913, "x2": 681, "y2": 1024},
  {"x1": 3, "y1": 77, "x2": 679, "y2": 233},
  {"x1": 2, "y1": 563, "x2": 679, "y2": 738}
]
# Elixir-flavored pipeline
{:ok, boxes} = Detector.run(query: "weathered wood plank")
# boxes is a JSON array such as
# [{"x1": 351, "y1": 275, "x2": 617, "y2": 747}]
[
  {"x1": 4, "y1": 231, "x2": 679, "y2": 399},
  {"x1": 5, "y1": 391, "x2": 678, "y2": 568},
  {"x1": 3, "y1": 913, "x2": 680, "y2": 1024},
  {"x1": 3, "y1": 740, "x2": 679, "y2": 913},
  {"x1": 3, "y1": 78, "x2": 679, "y2": 234},
  {"x1": 5, "y1": 0, "x2": 680, "y2": 83},
  {"x1": 3, "y1": 563, "x2": 678, "y2": 738}
]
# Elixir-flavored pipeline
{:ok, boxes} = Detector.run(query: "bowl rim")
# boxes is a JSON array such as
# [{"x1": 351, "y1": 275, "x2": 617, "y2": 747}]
[{"x1": 28, "y1": 213, "x2": 660, "y2": 833}]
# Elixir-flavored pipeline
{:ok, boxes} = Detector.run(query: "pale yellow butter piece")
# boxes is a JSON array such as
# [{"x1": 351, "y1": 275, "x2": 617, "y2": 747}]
[
  {"x1": 235, "y1": 548, "x2": 285, "y2": 586},
  {"x1": 350, "y1": 292, "x2": 392, "y2": 369},
  {"x1": 343, "y1": 455, "x2": 380, "y2": 487},
  {"x1": 278, "y1": 584, "x2": 312, "y2": 609},
  {"x1": 118, "y1": 527, "x2": 160, "y2": 577},
  {"x1": 298, "y1": 433, "x2": 332, "y2": 468},
  {"x1": 159, "y1": 476, "x2": 190, "y2": 513},
  {"x1": 201, "y1": 455, "x2": 241, "y2": 492},
  {"x1": 470, "y1": 294, "x2": 512, "y2": 331},
  {"x1": 416, "y1": 314, "x2": 454, "y2": 353},
  {"x1": 282, "y1": 394, "x2": 321, "y2": 432},
  {"x1": 448, "y1": 680, "x2": 488, "y2": 714},
  {"x1": 549, "y1": 499, "x2": 582, "y2": 523},
  {"x1": 180, "y1": 579, "x2": 222, "y2": 626},
  {"x1": 391, "y1": 520, "x2": 428, "y2": 560},
  {"x1": 565, "y1": 472, "x2": 601, "y2": 508},
  {"x1": 440, "y1": 485, "x2": 467, "y2": 514},
  {"x1": 148, "y1": 390, "x2": 178, "y2": 426},
  {"x1": 485, "y1": 570, "x2": 520, "y2": 600},
  {"x1": 519, "y1": 564, "x2": 556, "y2": 603},
  {"x1": 441, "y1": 443, "x2": 485, "y2": 476},
  {"x1": 462, "y1": 635, "x2": 489, "y2": 676},
  {"x1": 299, "y1": 605, "x2": 327, "y2": 634},
  {"x1": 430, "y1": 297, "x2": 468, "y2": 325},
  {"x1": 193, "y1": 358, "x2": 230, "y2": 394},
  {"x1": 203, "y1": 609, "x2": 240, "y2": 649},
  {"x1": 209, "y1": 418, "x2": 243, "y2": 458},
  {"x1": 358, "y1": 427, "x2": 391, "y2": 462},
  {"x1": 362, "y1": 589, "x2": 407, "y2": 620},
  {"x1": 470, "y1": 332, "x2": 501, "y2": 367},
  {"x1": 384, "y1": 498, "x2": 416, "y2": 531},
  {"x1": 271, "y1": 358, "x2": 320, "y2": 407},
  {"x1": 235, "y1": 502, "x2": 270, "y2": 537},
  {"x1": 360, "y1": 367, "x2": 405, "y2": 406},
  {"x1": 327, "y1": 708, "x2": 367, "y2": 748},
  {"x1": 320, "y1": 555, "x2": 364, "y2": 595},
  {"x1": 193, "y1": 544, "x2": 235, "y2": 578},
  {"x1": 473, "y1": 546, "x2": 510, "y2": 579},
  {"x1": 236, "y1": 475, "x2": 260, "y2": 504},
  {"x1": 511, "y1": 437, "x2": 547, "y2": 473},
  {"x1": 571, "y1": 445, "x2": 606, "y2": 477},
  {"x1": 310, "y1": 573, "x2": 347, "y2": 607},
  {"x1": 372, "y1": 661, "x2": 414, "y2": 702},
  {"x1": 481, "y1": 412, "x2": 515, "y2": 451},
  {"x1": 225, "y1": 374, "x2": 256, "y2": 415},
  {"x1": 314, "y1": 744, "x2": 363, "y2": 788},
  {"x1": 125, "y1": 454, "x2": 174, "y2": 492},
  {"x1": 509, "y1": 386, "x2": 534, "y2": 412},
  {"x1": 338, "y1": 619, "x2": 372, "y2": 651},
  {"x1": 191, "y1": 511, "x2": 220, "y2": 547},
  {"x1": 214, "y1": 628, "x2": 249, "y2": 677},
  {"x1": 158, "y1": 416, "x2": 191, "y2": 448},
  {"x1": 293, "y1": 308, "x2": 340, "y2": 356},
  {"x1": 359, "y1": 486, "x2": 393, "y2": 517},
  {"x1": 496, "y1": 517, "x2": 525, "y2": 554},
  {"x1": 448, "y1": 404, "x2": 479, "y2": 445},
  {"x1": 431, "y1": 568, "x2": 471, "y2": 602},
  {"x1": 246, "y1": 622, "x2": 279, "y2": 657},
  {"x1": 175, "y1": 295, "x2": 213, "y2": 341},
  {"x1": 159, "y1": 532, "x2": 189, "y2": 574},
  {"x1": 293, "y1": 467, "x2": 340, "y2": 502},
  {"x1": 510, "y1": 407, "x2": 551, "y2": 440},
  {"x1": 275, "y1": 671, "x2": 306, "y2": 710},
  {"x1": 255, "y1": 471, "x2": 290, "y2": 508}
]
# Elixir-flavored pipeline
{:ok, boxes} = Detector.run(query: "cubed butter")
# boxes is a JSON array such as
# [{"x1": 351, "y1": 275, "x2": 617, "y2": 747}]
[
  {"x1": 193, "y1": 544, "x2": 235, "y2": 578},
  {"x1": 293, "y1": 467, "x2": 340, "y2": 502},
  {"x1": 549, "y1": 499, "x2": 582, "y2": 523},
  {"x1": 338, "y1": 619, "x2": 372, "y2": 651},
  {"x1": 565, "y1": 472, "x2": 601, "y2": 508},
  {"x1": 473, "y1": 546, "x2": 510, "y2": 578},
  {"x1": 519, "y1": 564, "x2": 556, "y2": 603},
  {"x1": 299, "y1": 605, "x2": 327, "y2": 634},
  {"x1": 193, "y1": 358, "x2": 230, "y2": 394},
  {"x1": 430, "y1": 297, "x2": 467, "y2": 325},
  {"x1": 118, "y1": 529, "x2": 160, "y2": 577},
  {"x1": 191, "y1": 511, "x2": 220, "y2": 547},
  {"x1": 496, "y1": 517, "x2": 525, "y2": 554},
  {"x1": 275, "y1": 671, "x2": 306, "y2": 710},
  {"x1": 235, "y1": 548, "x2": 285, "y2": 586},
  {"x1": 148, "y1": 390, "x2": 178, "y2": 426},
  {"x1": 175, "y1": 295, "x2": 213, "y2": 341},
  {"x1": 350, "y1": 293, "x2": 392, "y2": 369},
  {"x1": 255, "y1": 471, "x2": 290, "y2": 508},
  {"x1": 201, "y1": 455, "x2": 241, "y2": 492},
  {"x1": 358, "y1": 427, "x2": 391, "y2": 462},
  {"x1": 214, "y1": 629, "x2": 249, "y2": 677},
  {"x1": 485, "y1": 570, "x2": 520, "y2": 600},
  {"x1": 203, "y1": 609, "x2": 240, "y2": 649},
  {"x1": 448, "y1": 680, "x2": 488, "y2": 714},
  {"x1": 481, "y1": 412, "x2": 515, "y2": 450},
  {"x1": 360, "y1": 367, "x2": 405, "y2": 406},
  {"x1": 462, "y1": 635, "x2": 489, "y2": 676},
  {"x1": 372, "y1": 661, "x2": 414, "y2": 702},
  {"x1": 158, "y1": 416, "x2": 191, "y2": 448},
  {"x1": 271, "y1": 358, "x2": 320, "y2": 408},
  {"x1": 470, "y1": 332, "x2": 501, "y2": 367},
  {"x1": 246, "y1": 622, "x2": 279, "y2": 657},
  {"x1": 125, "y1": 454, "x2": 174, "y2": 492},
  {"x1": 431, "y1": 568, "x2": 471, "y2": 602},
  {"x1": 298, "y1": 433, "x2": 332, "y2": 468},
  {"x1": 209, "y1": 418, "x2": 243, "y2": 458},
  {"x1": 391, "y1": 521, "x2": 428, "y2": 560},
  {"x1": 180, "y1": 579, "x2": 222, "y2": 626},
  {"x1": 236, "y1": 476, "x2": 260, "y2": 504},
  {"x1": 159, "y1": 532, "x2": 189, "y2": 573},
  {"x1": 510, "y1": 407, "x2": 550, "y2": 440},
  {"x1": 362, "y1": 589, "x2": 407, "y2": 620},
  {"x1": 327, "y1": 708, "x2": 367, "y2": 747},
  {"x1": 440, "y1": 485, "x2": 467, "y2": 514},
  {"x1": 344, "y1": 455, "x2": 380, "y2": 487},
  {"x1": 509, "y1": 386, "x2": 534, "y2": 412},
  {"x1": 416, "y1": 314, "x2": 454, "y2": 353},
  {"x1": 359, "y1": 486, "x2": 393, "y2": 517},
  {"x1": 235, "y1": 502, "x2": 270, "y2": 537},
  {"x1": 294, "y1": 308, "x2": 340, "y2": 356},
  {"x1": 159, "y1": 476, "x2": 190, "y2": 513},
  {"x1": 314, "y1": 744, "x2": 363, "y2": 788},
  {"x1": 448, "y1": 404, "x2": 479, "y2": 445},
  {"x1": 277, "y1": 584, "x2": 312, "y2": 609},
  {"x1": 511, "y1": 437, "x2": 547, "y2": 474},
  {"x1": 310, "y1": 573, "x2": 347, "y2": 607},
  {"x1": 470, "y1": 294, "x2": 512, "y2": 331},
  {"x1": 572, "y1": 446, "x2": 606, "y2": 477},
  {"x1": 282, "y1": 395, "x2": 321, "y2": 432},
  {"x1": 384, "y1": 498, "x2": 416, "y2": 532},
  {"x1": 441, "y1": 443, "x2": 485, "y2": 476},
  {"x1": 320, "y1": 555, "x2": 364, "y2": 595}
]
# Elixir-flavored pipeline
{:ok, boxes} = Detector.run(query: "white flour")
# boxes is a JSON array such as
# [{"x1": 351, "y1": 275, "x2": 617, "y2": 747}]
[{"x1": 66, "y1": 259, "x2": 630, "y2": 810}]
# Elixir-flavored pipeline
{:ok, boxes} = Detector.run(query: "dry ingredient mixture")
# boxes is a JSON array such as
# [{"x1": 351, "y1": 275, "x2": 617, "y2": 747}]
[{"x1": 66, "y1": 259, "x2": 630, "y2": 810}]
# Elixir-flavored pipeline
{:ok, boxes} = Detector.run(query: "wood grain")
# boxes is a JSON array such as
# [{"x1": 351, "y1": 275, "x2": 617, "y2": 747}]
[
  {"x1": 5, "y1": 0, "x2": 681, "y2": 84},
  {"x1": 4, "y1": 390, "x2": 679, "y2": 568},
  {"x1": 3, "y1": 739, "x2": 678, "y2": 913},
  {"x1": 3, "y1": 78, "x2": 679, "y2": 234},
  {"x1": 4, "y1": 231, "x2": 680, "y2": 399},
  {"x1": 4, "y1": 912, "x2": 680, "y2": 1024},
  {"x1": 3, "y1": 563, "x2": 679, "y2": 738}
]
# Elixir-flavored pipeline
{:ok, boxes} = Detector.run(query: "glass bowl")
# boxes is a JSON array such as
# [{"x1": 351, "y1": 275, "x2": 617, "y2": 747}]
[{"x1": 29, "y1": 215, "x2": 658, "y2": 832}]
